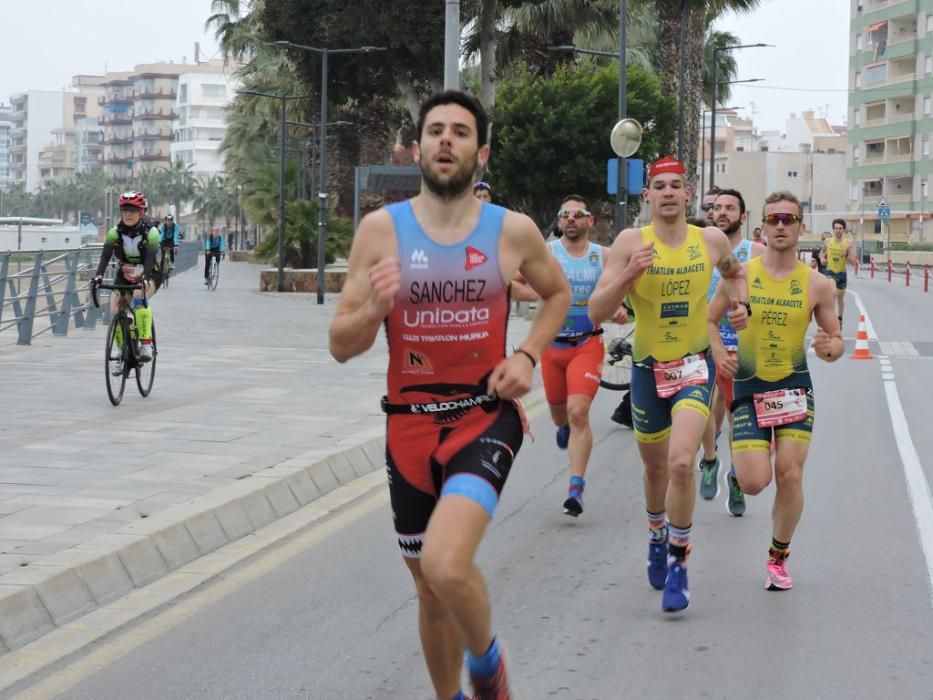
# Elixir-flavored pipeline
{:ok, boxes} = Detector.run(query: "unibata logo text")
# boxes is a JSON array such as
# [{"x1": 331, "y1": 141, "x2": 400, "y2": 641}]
[{"x1": 403, "y1": 306, "x2": 490, "y2": 327}]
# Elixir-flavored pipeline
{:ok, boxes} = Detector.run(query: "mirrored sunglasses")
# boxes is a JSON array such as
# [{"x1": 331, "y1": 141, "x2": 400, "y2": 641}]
[
  {"x1": 558, "y1": 209, "x2": 591, "y2": 220},
  {"x1": 762, "y1": 213, "x2": 801, "y2": 226}
]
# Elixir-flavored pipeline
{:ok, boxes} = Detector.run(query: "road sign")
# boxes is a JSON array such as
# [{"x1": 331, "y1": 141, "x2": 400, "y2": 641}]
[{"x1": 606, "y1": 158, "x2": 645, "y2": 195}]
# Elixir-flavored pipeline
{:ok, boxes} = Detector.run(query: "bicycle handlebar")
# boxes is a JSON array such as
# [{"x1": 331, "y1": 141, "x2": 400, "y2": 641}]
[{"x1": 90, "y1": 281, "x2": 146, "y2": 309}]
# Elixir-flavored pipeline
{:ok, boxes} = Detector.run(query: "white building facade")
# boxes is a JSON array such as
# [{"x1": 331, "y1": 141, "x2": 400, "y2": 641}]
[{"x1": 171, "y1": 66, "x2": 240, "y2": 177}]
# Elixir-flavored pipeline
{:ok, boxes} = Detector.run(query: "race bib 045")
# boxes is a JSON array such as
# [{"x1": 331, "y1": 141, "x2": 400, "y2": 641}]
[{"x1": 753, "y1": 388, "x2": 808, "y2": 428}]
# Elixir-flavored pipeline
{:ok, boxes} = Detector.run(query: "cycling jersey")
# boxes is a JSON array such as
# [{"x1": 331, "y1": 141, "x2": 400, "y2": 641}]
[
  {"x1": 205, "y1": 234, "x2": 225, "y2": 253},
  {"x1": 96, "y1": 222, "x2": 161, "y2": 283},
  {"x1": 159, "y1": 223, "x2": 179, "y2": 246}
]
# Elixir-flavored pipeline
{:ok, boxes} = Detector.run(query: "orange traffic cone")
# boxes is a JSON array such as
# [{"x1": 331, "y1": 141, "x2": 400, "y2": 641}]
[{"x1": 850, "y1": 314, "x2": 874, "y2": 360}]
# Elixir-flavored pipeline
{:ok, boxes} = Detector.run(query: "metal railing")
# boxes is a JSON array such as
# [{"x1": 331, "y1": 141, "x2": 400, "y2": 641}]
[{"x1": 1, "y1": 242, "x2": 199, "y2": 346}]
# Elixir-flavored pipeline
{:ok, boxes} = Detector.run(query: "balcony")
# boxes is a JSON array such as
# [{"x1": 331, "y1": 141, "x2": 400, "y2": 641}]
[
  {"x1": 103, "y1": 93, "x2": 133, "y2": 105},
  {"x1": 134, "y1": 150, "x2": 168, "y2": 161},
  {"x1": 133, "y1": 88, "x2": 177, "y2": 101},
  {"x1": 103, "y1": 135, "x2": 133, "y2": 145},
  {"x1": 134, "y1": 108, "x2": 178, "y2": 121},
  {"x1": 136, "y1": 128, "x2": 173, "y2": 140},
  {"x1": 100, "y1": 114, "x2": 132, "y2": 126}
]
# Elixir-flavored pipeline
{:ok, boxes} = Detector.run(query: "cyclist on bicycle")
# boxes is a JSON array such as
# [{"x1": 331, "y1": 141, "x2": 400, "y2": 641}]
[
  {"x1": 204, "y1": 226, "x2": 225, "y2": 286},
  {"x1": 159, "y1": 214, "x2": 179, "y2": 268},
  {"x1": 91, "y1": 191, "x2": 162, "y2": 368}
]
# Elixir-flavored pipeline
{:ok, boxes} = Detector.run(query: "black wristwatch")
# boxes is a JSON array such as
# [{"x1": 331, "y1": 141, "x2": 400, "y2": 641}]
[{"x1": 738, "y1": 301, "x2": 752, "y2": 316}]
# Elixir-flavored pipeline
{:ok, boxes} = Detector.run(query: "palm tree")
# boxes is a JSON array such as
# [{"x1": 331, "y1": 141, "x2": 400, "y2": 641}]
[
  {"x1": 163, "y1": 160, "x2": 198, "y2": 219},
  {"x1": 652, "y1": 0, "x2": 765, "y2": 190},
  {"x1": 205, "y1": 0, "x2": 264, "y2": 63},
  {"x1": 703, "y1": 29, "x2": 741, "y2": 107},
  {"x1": 194, "y1": 175, "x2": 231, "y2": 230}
]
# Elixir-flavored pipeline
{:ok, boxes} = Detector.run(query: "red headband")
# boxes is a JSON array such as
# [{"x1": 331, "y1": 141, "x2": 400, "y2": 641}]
[{"x1": 648, "y1": 156, "x2": 686, "y2": 180}]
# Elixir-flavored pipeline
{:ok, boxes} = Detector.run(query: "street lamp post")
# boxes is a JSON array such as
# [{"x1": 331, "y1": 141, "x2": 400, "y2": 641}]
[
  {"x1": 921, "y1": 178, "x2": 928, "y2": 243},
  {"x1": 239, "y1": 90, "x2": 309, "y2": 292},
  {"x1": 547, "y1": 0, "x2": 630, "y2": 230},
  {"x1": 268, "y1": 40, "x2": 387, "y2": 305},
  {"x1": 709, "y1": 42, "x2": 771, "y2": 191}
]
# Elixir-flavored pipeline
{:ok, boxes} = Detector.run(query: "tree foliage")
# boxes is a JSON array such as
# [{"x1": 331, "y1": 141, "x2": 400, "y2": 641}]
[
  {"x1": 259, "y1": 0, "x2": 445, "y2": 117},
  {"x1": 491, "y1": 62, "x2": 676, "y2": 228},
  {"x1": 254, "y1": 198, "x2": 353, "y2": 267}
]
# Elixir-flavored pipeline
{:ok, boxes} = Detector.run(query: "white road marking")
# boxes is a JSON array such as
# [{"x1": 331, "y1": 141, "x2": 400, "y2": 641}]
[
  {"x1": 857, "y1": 298, "x2": 933, "y2": 608},
  {"x1": 883, "y1": 381, "x2": 933, "y2": 609},
  {"x1": 849, "y1": 291, "x2": 878, "y2": 340},
  {"x1": 883, "y1": 373, "x2": 894, "y2": 380}
]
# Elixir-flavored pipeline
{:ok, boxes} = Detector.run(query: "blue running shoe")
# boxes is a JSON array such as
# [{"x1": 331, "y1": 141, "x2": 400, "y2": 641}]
[
  {"x1": 556, "y1": 425, "x2": 570, "y2": 449},
  {"x1": 647, "y1": 542, "x2": 668, "y2": 590},
  {"x1": 662, "y1": 559, "x2": 690, "y2": 612}
]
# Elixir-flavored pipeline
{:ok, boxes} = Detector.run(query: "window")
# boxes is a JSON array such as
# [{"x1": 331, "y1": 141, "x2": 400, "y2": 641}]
[
  {"x1": 927, "y1": 55, "x2": 933, "y2": 74},
  {"x1": 857, "y1": 34, "x2": 863, "y2": 50},
  {"x1": 179, "y1": 84, "x2": 188, "y2": 104},
  {"x1": 787, "y1": 170, "x2": 799, "y2": 177},
  {"x1": 854, "y1": 108, "x2": 862, "y2": 125},
  {"x1": 924, "y1": 137, "x2": 930, "y2": 157},
  {"x1": 926, "y1": 96, "x2": 932, "y2": 115},
  {"x1": 855, "y1": 71, "x2": 862, "y2": 88},
  {"x1": 201, "y1": 84, "x2": 227, "y2": 98},
  {"x1": 928, "y1": 14, "x2": 933, "y2": 33}
]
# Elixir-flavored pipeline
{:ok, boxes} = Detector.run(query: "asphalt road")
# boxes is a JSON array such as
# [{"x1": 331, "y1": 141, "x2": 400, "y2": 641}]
[{"x1": 6, "y1": 276, "x2": 932, "y2": 700}]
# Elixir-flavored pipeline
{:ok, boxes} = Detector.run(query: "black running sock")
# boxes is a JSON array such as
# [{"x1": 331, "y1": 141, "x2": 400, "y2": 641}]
[{"x1": 770, "y1": 538, "x2": 790, "y2": 559}]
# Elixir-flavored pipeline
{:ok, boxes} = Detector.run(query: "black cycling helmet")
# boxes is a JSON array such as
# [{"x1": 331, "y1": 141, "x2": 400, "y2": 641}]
[{"x1": 164, "y1": 214, "x2": 174, "y2": 221}]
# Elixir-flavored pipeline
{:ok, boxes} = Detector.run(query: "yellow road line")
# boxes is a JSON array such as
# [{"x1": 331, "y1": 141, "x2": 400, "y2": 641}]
[{"x1": 10, "y1": 486, "x2": 388, "y2": 700}]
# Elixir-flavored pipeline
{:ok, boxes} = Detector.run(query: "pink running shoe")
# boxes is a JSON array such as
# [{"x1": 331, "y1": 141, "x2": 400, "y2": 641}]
[{"x1": 765, "y1": 554, "x2": 792, "y2": 591}]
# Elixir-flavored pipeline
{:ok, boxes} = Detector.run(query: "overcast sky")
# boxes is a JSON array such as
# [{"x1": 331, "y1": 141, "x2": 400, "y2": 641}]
[
  {"x1": 2, "y1": 0, "x2": 849, "y2": 136},
  {"x1": 714, "y1": 0, "x2": 850, "y2": 132}
]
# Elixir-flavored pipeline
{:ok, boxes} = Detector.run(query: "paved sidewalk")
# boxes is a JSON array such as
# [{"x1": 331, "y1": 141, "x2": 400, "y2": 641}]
[{"x1": 0, "y1": 259, "x2": 537, "y2": 655}]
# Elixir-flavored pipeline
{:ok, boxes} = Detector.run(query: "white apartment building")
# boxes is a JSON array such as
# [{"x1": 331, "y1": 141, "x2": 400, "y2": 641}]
[
  {"x1": 171, "y1": 66, "x2": 240, "y2": 177},
  {"x1": 0, "y1": 104, "x2": 12, "y2": 193},
  {"x1": 9, "y1": 91, "x2": 64, "y2": 192}
]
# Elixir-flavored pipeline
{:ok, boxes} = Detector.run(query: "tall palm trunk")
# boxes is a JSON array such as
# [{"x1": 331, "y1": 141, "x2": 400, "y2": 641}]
[
  {"x1": 656, "y1": 0, "x2": 705, "y2": 193},
  {"x1": 478, "y1": 0, "x2": 499, "y2": 112}
]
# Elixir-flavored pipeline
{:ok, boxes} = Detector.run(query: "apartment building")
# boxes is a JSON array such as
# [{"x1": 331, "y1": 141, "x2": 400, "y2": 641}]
[
  {"x1": 848, "y1": 0, "x2": 933, "y2": 243},
  {"x1": 98, "y1": 60, "x2": 236, "y2": 180},
  {"x1": 171, "y1": 66, "x2": 241, "y2": 177},
  {"x1": 0, "y1": 104, "x2": 12, "y2": 193},
  {"x1": 10, "y1": 77, "x2": 104, "y2": 191}
]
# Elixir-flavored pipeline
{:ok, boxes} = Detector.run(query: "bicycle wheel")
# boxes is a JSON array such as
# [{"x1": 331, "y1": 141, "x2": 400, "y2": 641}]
[
  {"x1": 599, "y1": 323, "x2": 634, "y2": 391},
  {"x1": 209, "y1": 258, "x2": 219, "y2": 290},
  {"x1": 136, "y1": 320, "x2": 157, "y2": 397},
  {"x1": 105, "y1": 315, "x2": 128, "y2": 406}
]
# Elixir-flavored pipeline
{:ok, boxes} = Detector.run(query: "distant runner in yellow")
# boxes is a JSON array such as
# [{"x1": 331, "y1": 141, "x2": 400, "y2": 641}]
[{"x1": 819, "y1": 218, "x2": 857, "y2": 324}]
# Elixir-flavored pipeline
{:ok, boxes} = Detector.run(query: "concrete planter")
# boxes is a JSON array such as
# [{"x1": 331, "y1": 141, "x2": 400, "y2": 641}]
[{"x1": 259, "y1": 268, "x2": 349, "y2": 293}]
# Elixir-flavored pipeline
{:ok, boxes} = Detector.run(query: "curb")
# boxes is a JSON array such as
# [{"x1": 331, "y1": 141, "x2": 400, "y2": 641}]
[
  {"x1": 0, "y1": 387, "x2": 547, "y2": 662},
  {"x1": 0, "y1": 429, "x2": 387, "y2": 657}
]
